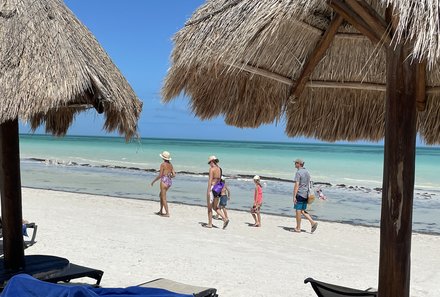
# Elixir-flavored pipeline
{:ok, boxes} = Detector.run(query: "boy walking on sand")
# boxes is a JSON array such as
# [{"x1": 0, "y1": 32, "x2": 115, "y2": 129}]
[{"x1": 218, "y1": 176, "x2": 230, "y2": 222}]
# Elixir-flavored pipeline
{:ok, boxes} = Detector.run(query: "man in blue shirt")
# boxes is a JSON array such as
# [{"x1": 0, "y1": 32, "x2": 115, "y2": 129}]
[{"x1": 293, "y1": 158, "x2": 318, "y2": 233}]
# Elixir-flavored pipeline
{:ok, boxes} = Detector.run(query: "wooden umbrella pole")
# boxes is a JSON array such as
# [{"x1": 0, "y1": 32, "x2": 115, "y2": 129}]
[
  {"x1": 379, "y1": 32, "x2": 418, "y2": 297},
  {"x1": 0, "y1": 119, "x2": 25, "y2": 272}
]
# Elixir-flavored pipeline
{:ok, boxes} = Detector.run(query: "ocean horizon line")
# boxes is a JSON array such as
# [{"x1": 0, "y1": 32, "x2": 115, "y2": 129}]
[
  {"x1": 19, "y1": 133, "x2": 440, "y2": 149},
  {"x1": 19, "y1": 133, "x2": 395, "y2": 148}
]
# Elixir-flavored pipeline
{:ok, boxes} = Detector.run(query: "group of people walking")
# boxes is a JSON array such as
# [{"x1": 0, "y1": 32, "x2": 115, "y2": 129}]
[{"x1": 151, "y1": 151, "x2": 318, "y2": 233}]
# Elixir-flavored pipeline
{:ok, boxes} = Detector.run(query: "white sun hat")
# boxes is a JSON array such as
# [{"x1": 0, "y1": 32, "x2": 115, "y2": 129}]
[
  {"x1": 253, "y1": 175, "x2": 260, "y2": 180},
  {"x1": 159, "y1": 151, "x2": 172, "y2": 161},
  {"x1": 207, "y1": 155, "x2": 219, "y2": 164}
]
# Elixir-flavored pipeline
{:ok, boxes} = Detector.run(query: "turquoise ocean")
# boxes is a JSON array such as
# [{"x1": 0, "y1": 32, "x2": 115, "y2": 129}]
[{"x1": 19, "y1": 134, "x2": 440, "y2": 234}]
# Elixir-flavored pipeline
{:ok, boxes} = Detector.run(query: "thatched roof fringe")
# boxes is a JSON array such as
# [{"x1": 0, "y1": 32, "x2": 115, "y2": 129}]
[
  {"x1": 418, "y1": 96, "x2": 440, "y2": 145},
  {"x1": 184, "y1": 66, "x2": 288, "y2": 126},
  {"x1": 381, "y1": 0, "x2": 440, "y2": 66},
  {"x1": 286, "y1": 88, "x2": 385, "y2": 142}
]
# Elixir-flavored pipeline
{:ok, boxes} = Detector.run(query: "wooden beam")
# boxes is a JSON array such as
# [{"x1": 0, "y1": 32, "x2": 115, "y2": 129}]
[
  {"x1": 0, "y1": 119, "x2": 25, "y2": 272},
  {"x1": 426, "y1": 87, "x2": 440, "y2": 94},
  {"x1": 335, "y1": 32, "x2": 369, "y2": 41},
  {"x1": 228, "y1": 62, "x2": 440, "y2": 94},
  {"x1": 345, "y1": 0, "x2": 391, "y2": 45},
  {"x1": 227, "y1": 62, "x2": 388, "y2": 91},
  {"x1": 290, "y1": 14, "x2": 344, "y2": 100},
  {"x1": 416, "y1": 60, "x2": 427, "y2": 111},
  {"x1": 226, "y1": 62, "x2": 293, "y2": 85},
  {"x1": 378, "y1": 7, "x2": 416, "y2": 297},
  {"x1": 307, "y1": 81, "x2": 386, "y2": 91},
  {"x1": 328, "y1": 0, "x2": 380, "y2": 44}
]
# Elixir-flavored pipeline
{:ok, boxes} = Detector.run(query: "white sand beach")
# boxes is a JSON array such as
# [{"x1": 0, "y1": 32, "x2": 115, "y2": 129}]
[{"x1": 22, "y1": 187, "x2": 440, "y2": 297}]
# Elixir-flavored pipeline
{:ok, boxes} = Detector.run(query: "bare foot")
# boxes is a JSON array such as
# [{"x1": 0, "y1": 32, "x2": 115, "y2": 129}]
[
  {"x1": 223, "y1": 219, "x2": 230, "y2": 229},
  {"x1": 154, "y1": 211, "x2": 163, "y2": 216},
  {"x1": 311, "y1": 222, "x2": 318, "y2": 233}
]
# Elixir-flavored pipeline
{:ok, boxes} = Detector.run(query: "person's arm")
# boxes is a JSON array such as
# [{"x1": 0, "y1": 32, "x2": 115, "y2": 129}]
[
  {"x1": 253, "y1": 186, "x2": 257, "y2": 207},
  {"x1": 293, "y1": 182, "x2": 299, "y2": 204},
  {"x1": 171, "y1": 165, "x2": 176, "y2": 178},
  {"x1": 293, "y1": 172, "x2": 300, "y2": 203},
  {"x1": 225, "y1": 185, "x2": 231, "y2": 200},
  {"x1": 151, "y1": 164, "x2": 165, "y2": 186},
  {"x1": 207, "y1": 168, "x2": 213, "y2": 199}
]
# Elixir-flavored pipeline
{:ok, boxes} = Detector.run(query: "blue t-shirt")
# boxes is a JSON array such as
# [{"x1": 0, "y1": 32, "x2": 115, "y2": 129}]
[{"x1": 294, "y1": 167, "x2": 310, "y2": 199}]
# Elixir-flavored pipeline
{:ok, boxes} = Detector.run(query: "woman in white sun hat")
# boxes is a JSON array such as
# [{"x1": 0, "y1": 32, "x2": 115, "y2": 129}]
[{"x1": 151, "y1": 151, "x2": 175, "y2": 217}]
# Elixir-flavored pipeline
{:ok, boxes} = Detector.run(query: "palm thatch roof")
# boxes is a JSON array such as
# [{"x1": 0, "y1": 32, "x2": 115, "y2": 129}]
[
  {"x1": 163, "y1": 0, "x2": 440, "y2": 144},
  {"x1": 0, "y1": 0, "x2": 142, "y2": 139}
]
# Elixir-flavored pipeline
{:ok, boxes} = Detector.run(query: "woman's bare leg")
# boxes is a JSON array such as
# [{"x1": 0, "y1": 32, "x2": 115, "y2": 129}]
[
  {"x1": 207, "y1": 196, "x2": 213, "y2": 227},
  {"x1": 160, "y1": 182, "x2": 170, "y2": 216}
]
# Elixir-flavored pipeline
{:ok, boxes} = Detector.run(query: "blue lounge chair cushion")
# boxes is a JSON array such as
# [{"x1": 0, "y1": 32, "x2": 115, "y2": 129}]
[{"x1": 1, "y1": 274, "x2": 193, "y2": 297}]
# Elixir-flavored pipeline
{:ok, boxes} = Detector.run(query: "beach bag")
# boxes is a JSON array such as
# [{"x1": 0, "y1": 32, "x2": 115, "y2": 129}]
[
  {"x1": 211, "y1": 168, "x2": 224, "y2": 197},
  {"x1": 307, "y1": 181, "x2": 316, "y2": 204},
  {"x1": 212, "y1": 181, "x2": 224, "y2": 197}
]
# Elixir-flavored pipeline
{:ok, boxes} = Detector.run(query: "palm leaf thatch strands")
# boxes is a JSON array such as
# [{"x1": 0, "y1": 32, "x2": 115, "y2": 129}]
[
  {"x1": 162, "y1": 0, "x2": 439, "y2": 144},
  {"x1": 163, "y1": 1, "x2": 440, "y2": 296},
  {"x1": 0, "y1": 0, "x2": 142, "y2": 272}
]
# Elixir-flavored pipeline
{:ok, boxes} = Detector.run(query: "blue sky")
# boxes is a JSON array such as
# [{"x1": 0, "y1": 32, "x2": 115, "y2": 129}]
[{"x1": 19, "y1": 1, "x2": 388, "y2": 144}]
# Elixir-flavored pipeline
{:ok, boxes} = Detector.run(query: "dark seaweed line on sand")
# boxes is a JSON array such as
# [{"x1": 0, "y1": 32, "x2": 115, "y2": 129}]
[{"x1": 27, "y1": 157, "x2": 439, "y2": 199}]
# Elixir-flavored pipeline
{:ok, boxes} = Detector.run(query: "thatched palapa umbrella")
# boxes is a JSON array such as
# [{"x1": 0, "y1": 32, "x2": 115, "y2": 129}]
[
  {"x1": 163, "y1": 1, "x2": 440, "y2": 296},
  {"x1": 0, "y1": 0, "x2": 141, "y2": 272}
]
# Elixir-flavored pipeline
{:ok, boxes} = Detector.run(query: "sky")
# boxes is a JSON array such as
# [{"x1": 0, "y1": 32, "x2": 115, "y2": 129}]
[{"x1": 17, "y1": 0, "x2": 399, "y2": 145}]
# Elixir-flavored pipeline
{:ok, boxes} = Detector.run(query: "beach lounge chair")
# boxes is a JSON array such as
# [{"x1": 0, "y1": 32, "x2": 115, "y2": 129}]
[
  {"x1": 140, "y1": 278, "x2": 218, "y2": 297},
  {"x1": 40, "y1": 262, "x2": 104, "y2": 286},
  {"x1": 0, "y1": 221, "x2": 38, "y2": 257},
  {"x1": 304, "y1": 277, "x2": 377, "y2": 297},
  {"x1": 1, "y1": 274, "x2": 195, "y2": 296},
  {"x1": 0, "y1": 255, "x2": 103, "y2": 288}
]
